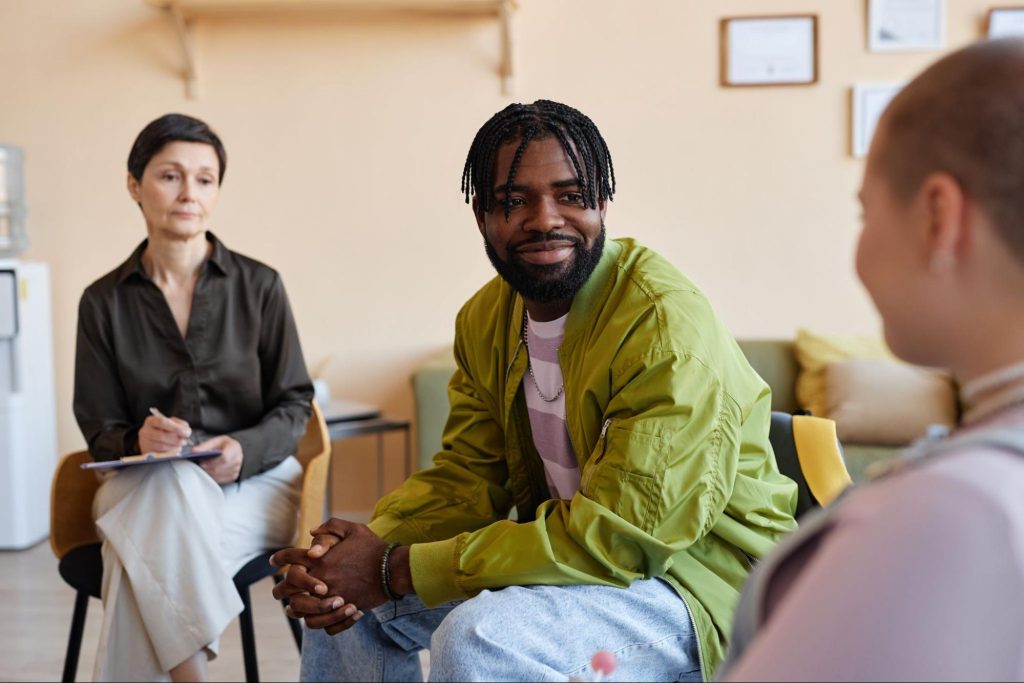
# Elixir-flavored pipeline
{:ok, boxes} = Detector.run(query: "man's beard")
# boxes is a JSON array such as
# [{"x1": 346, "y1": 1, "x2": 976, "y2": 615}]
[{"x1": 484, "y1": 226, "x2": 605, "y2": 304}]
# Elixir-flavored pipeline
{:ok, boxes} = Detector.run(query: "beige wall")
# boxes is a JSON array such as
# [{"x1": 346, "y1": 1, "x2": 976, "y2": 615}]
[{"x1": 0, "y1": 0, "x2": 996, "y2": 511}]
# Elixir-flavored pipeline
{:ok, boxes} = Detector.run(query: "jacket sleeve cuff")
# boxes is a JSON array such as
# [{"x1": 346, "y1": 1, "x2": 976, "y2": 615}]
[{"x1": 409, "y1": 538, "x2": 464, "y2": 606}]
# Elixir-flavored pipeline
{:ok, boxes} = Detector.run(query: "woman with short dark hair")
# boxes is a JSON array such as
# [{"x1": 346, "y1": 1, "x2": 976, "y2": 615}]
[{"x1": 74, "y1": 113, "x2": 315, "y2": 682}]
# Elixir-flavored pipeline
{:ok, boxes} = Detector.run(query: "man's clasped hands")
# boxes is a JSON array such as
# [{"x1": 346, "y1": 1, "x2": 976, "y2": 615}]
[{"x1": 271, "y1": 519, "x2": 409, "y2": 635}]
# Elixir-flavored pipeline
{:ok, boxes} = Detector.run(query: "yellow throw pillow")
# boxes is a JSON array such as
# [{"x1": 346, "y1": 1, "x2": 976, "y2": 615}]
[
  {"x1": 825, "y1": 358, "x2": 957, "y2": 445},
  {"x1": 794, "y1": 329, "x2": 892, "y2": 418}
]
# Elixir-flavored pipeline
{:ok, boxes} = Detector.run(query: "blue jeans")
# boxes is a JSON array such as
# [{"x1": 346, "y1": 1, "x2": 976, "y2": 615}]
[{"x1": 300, "y1": 578, "x2": 702, "y2": 682}]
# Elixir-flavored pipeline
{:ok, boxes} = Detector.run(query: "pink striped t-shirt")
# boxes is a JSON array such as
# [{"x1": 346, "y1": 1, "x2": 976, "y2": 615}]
[{"x1": 523, "y1": 312, "x2": 580, "y2": 500}]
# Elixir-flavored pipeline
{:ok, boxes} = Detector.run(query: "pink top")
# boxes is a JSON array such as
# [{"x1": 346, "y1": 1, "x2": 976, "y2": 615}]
[
  {"x1": 722, "y1": 406, "x2": 1024, "y2": 681},
  {"x1": 523, "y1": 313, "x2": 580, "y2": 500}
]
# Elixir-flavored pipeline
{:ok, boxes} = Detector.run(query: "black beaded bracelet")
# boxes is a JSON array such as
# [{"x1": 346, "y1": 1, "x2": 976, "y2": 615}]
[{"x1": 380, "y1": 542, "x2": 402, "y2": 601}]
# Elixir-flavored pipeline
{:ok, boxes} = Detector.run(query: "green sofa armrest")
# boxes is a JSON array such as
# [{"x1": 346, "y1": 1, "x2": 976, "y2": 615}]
[
  {"x1": 411, "y1": 347, "x2": 457, "y2": 471},
  {"x1": 736, "y1": 339, "x2": 799, "y2": 414}
]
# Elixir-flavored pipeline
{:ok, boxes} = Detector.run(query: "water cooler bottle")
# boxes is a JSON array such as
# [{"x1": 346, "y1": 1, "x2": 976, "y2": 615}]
[{"x1": 0, "y1": 144, "x2": 57, "y2": 549}]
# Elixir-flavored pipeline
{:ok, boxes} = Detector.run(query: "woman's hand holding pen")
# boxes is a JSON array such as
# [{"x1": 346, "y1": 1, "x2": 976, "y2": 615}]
[
  {"x1": 139, "y1": 408, "x2": 193, "y2": 454},
  {"x1": 143, "y1": 407, "x2": 244, "y2": 483}
]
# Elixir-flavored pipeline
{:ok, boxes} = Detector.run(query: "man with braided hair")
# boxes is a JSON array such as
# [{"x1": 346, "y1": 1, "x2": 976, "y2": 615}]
[{"x1": 272, "y1": 100, "x2": 797, "y2": 682}]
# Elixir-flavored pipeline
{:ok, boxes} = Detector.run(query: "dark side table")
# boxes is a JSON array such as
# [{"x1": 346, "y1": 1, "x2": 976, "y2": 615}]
[{"x1": 321, "y1": 399, "x2": 412, "y2": 502}]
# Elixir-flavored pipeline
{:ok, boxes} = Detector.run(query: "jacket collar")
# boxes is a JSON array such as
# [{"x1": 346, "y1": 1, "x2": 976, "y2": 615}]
[
  {"x1": 564, "y1": 236, "x2": 622, "y2": 347},
  {"x1": 508, "y1": 237, "x2": 623, "y2": 351}
]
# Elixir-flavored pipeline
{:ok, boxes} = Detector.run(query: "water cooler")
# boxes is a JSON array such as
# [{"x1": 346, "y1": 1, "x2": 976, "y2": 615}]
[{"x1": 0, "y1": 144, "x2": 57, "y2": 549}]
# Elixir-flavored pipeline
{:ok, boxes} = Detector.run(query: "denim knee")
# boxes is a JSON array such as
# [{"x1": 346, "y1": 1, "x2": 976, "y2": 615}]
[{"x1": 429, "y1": 593, "x2": 508, "y2": 677}]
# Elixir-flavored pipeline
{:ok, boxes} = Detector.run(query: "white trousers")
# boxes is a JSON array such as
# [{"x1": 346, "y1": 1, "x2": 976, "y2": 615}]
[{"x1": 90, "y1": 456, "x2": 302, "y2": 682}]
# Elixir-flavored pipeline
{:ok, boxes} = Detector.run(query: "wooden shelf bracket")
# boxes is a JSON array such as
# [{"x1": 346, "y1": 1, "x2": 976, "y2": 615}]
[
  {"x1": 147, "y1": 0, "x2": 518, "y2": 99},
  {"x1": 499, "y1": 0, "x2": 514, "y2": 96},
  {"x1": 167, "y1": 4, "x2": 200, "y2": 99}
]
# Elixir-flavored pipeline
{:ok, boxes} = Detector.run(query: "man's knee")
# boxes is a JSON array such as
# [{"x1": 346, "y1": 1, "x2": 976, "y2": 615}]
[{"x1": 430, "y1": 591, "x2": 512, "y2": 668}]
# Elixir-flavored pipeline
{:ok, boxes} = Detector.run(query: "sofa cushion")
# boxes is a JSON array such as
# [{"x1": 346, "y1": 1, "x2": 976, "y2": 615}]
[
  {"x1": 825, "y1": 357, "x2": 957, "y2": 445},
  {"x1": 794, "y1": 328, "x2": 893, "y2": 418}
]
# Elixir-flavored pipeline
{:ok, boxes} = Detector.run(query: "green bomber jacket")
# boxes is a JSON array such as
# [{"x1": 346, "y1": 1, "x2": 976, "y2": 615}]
[{"x1": 368, "y1": 237, "x2": 797, "y2": 678}]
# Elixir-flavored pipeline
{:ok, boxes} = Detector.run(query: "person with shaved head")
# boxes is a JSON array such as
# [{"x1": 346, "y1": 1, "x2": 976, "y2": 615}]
[{"x1": 720, "y1": 38, "x2": 1024, "y2": 682}]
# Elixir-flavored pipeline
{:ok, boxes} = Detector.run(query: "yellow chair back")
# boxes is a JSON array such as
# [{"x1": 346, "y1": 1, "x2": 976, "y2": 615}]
[{"x1": 792, "y1": 414, "x2": 853, "y2": 507}]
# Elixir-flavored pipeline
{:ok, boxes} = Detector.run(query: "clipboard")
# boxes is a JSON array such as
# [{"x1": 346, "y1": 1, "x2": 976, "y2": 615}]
[{"x1": 80, "y1": 449, "x2": 222, "y2": 470}]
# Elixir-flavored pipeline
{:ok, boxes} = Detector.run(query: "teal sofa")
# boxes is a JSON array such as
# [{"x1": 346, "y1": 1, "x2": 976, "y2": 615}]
[{"x1": 411, "y1": 339, "x2": 901, "y2": 483}]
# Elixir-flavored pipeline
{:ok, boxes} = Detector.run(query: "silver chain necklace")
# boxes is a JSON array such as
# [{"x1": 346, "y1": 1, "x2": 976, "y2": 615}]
[{"x1": 522, "y1": 311, "x2": 565, "y2": 403}]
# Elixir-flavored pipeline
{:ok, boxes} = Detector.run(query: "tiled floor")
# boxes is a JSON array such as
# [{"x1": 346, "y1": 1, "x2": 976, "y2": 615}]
[{"x1": 0, "y1": 540, "x2": 302, "y2": 682}]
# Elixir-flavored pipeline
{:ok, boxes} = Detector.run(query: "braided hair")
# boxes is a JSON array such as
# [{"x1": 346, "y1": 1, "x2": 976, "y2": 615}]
[{"x1": 461, "y1": 100, "x2": 616, "y2": 219}]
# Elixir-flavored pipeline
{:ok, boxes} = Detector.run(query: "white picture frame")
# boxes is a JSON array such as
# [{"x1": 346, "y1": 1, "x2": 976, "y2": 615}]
[
  {"x1": 868, "y1": 0, "x2": 946, "y2": 52},
  {"x1": 720, "y1": 15, "x2": 818, "y2": 87},
  {"x1": 852, "y1": 83, "x2": 905, "y2": 158},
  {"x1": 987, "y1": 7, "x2": 1024, "y2": 37}
]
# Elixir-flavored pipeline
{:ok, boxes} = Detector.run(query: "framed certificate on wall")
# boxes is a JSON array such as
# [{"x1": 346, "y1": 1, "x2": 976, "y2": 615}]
[
  {"x1": 868, "y1": 0, "x2": 946, "y2": 51},
  {"x1": 852, "y1": 83, "x2": 905, "y2": 158},
  {"x1": 987, "y1": 6, "x2": 1024, "y2": 37},
  {"x1": 720, "y1": 15, "x2": 819, "y2": 87}
]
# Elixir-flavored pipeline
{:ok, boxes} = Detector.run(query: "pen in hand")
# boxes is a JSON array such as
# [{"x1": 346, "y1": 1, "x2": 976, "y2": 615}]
[{"x1": 148, "y1": 406, "x2": 196, "y2": 454}]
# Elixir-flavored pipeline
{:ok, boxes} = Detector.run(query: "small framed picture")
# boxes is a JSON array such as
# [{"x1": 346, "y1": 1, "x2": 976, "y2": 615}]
[
  {"x1": 852, "y1": 83, "x2": 905, "y2": 158},
  {"x1": 868, "y1": 0, "x2": 946, "y2": 52},
  {"x1": 987, "y1": 6, "x2": 1024, "y2": 37},
  {"x1": 720, "y1": 15, "x2": 819, "y2": 87}
]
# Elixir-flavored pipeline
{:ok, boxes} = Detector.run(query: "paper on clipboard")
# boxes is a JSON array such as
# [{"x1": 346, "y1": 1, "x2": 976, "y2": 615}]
[{"x1": 80, "y1": 449, "x2": 222, "y2": 470}]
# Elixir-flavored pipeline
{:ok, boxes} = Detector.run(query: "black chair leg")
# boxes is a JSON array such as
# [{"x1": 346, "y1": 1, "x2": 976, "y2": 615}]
[
  {"x1": 238, "y1": 585, "x2": 259, "y2": 683},
  {"x1": 62, "y1": 590, "x2": 90, "y2": 683},
  {"x1": 286, "y1": 613, "x2": 303, "y2": 653},
  {"x1": 272, "y1": 574, "x2": 303, "y2": 652}
]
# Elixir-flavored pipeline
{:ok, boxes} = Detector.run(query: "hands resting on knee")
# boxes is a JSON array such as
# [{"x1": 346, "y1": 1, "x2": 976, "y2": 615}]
[{"x1": 271, "y1": 519, "x2": 395, "y2": 635}]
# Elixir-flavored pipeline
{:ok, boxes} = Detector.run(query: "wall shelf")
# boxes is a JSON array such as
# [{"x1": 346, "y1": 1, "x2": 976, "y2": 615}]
[{"x1": 144, "y1": 0, "x2": 517, "y2": 98}]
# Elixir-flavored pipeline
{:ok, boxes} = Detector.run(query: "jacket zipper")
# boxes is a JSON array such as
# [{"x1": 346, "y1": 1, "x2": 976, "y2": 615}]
[
  {"x1": 575, "y1": 418, "x2": 708, "y2": 677},
  {"x1": 504, "y1": 337, "x2": 524, "y2": 387},
  {"x1": 581, "y1": 418, "x2": 612, "y2": 492},
  {"x1": 676, "y1": 590, "x2": 709, "y2": 681}
]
